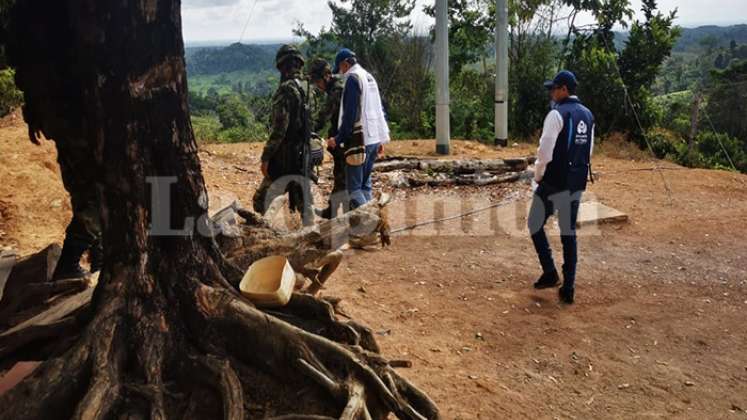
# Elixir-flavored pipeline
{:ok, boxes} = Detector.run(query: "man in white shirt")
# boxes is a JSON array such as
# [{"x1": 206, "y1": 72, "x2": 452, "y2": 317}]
[
  {"x1": 327, "y1": 49, "x2": 390, "y2": 209},
  {"x1": 528, "y1": 70, "x2": 595, "y2": 305}
]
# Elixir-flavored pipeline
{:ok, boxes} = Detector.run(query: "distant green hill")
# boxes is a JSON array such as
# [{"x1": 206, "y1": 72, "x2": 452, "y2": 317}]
[
  {"x1": 674, "y1": 25, "x2": 747, "y2": 52},
  {"x1": 186, "y1": 43, "x2": 280, "y2": 76}
]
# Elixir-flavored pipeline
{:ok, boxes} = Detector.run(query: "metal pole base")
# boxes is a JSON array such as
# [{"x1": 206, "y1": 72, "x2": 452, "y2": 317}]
[
  {"x1": 494, "y1": 138, "x2": 508, "y2": 148},
  {"x1": 436, "y1": 144, "x2": 450, "y2": 155}
]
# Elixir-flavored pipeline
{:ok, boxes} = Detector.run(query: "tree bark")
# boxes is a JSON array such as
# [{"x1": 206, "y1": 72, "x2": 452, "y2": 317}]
[{"x1": 2, "y1": 1, "x2": 437, "y2": 419}]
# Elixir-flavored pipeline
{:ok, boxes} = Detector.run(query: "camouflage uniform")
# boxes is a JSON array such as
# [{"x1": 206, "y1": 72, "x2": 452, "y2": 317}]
[
  {"x1": 56, "y1": 141, "x2": 102, "y2": 263},
  {"x1": 8, "y1": 1, "x2": 102, "y2": 279},
  {"x1": 321, "y1": 76, "x2": 347, "y2": 212},
  {"x1": 253, "y1": 45, "x2": 313, "y2": 224},
  {"x1": 309, "y1": 58, "x2": 347, "y2": 218}
]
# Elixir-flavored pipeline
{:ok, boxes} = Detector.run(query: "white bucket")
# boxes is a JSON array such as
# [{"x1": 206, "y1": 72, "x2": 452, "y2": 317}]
[{"x1": 239, "y1": 256, "x2": 296, "y2": 308}]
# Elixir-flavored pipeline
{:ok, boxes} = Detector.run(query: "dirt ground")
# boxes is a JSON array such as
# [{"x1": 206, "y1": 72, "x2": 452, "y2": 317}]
[{"x1": 1, "y1": 113, "x2": 747, "y2": 419}]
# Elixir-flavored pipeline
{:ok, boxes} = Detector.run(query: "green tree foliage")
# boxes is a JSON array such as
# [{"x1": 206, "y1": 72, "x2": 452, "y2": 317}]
[
  {"x1": 564, "y1": 0, "x2": 678, "y2": 136},
  {"x1": 189, "y1": 90, "x2": 271, "y2": 143},
  {"x1": 706, "y1": 59, "x2": 747, "y2": 144},
  {"x1": 217, "y1": 95, "x2": 252, "y2": 129},
  {"x1": 0, "y1": 68, "x2": 22, "y2": 116},
  {"x1": 423, "y1": 0, "x2": 494, "y2": 75}
]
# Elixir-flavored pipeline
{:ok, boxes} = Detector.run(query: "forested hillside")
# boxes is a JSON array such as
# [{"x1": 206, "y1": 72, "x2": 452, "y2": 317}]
[
  {"x1": 674, "y1": 24, "x2": 747, "y2": 52},
  {"x1": 1, "y1": 1, "x2": 745, "y2": 173},
  {"x1": 186, "y1": 42, "x2": 278, "y2": 75}
]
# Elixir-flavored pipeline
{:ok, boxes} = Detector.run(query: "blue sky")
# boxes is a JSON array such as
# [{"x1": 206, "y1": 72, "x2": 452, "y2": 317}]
[{"x1": 181, "y1": 0, "x2": 747, "y2": 43}]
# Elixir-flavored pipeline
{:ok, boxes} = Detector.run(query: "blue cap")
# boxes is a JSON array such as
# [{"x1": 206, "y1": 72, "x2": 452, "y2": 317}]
[
  {"x1": 333, "y1": 48, "x2": 356, "y2": 74},
  {"x1": 544, "y1": 70, "x2": 577, "y2": 90}
]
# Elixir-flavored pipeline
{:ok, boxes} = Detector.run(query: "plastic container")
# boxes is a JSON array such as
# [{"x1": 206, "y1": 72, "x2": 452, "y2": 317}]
[{"x1": 239, "y1": 256, "x2": 295, "y2": 308}]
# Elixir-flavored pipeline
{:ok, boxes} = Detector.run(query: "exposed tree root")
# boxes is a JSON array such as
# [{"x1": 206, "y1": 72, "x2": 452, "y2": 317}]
[
  {"x1": 0, "y1": 255, "x2": 438, "y2": 419},
  {"x1": 191, "y1": 355, "x2": 245, "y2": 420},
  {"x1": 216, "y1": 195, "x2": 391, "y2": 295},
  {"x1": 189, "y1": 285, "x2": 439, "y2": 419}
]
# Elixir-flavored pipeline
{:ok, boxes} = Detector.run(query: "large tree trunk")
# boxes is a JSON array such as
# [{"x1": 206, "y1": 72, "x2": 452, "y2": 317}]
[{"x1": 1, "y1": 1, "x2": 437, "y2": 419}]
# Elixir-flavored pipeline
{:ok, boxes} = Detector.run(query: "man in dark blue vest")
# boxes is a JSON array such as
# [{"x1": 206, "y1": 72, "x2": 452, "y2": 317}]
[{"x1": 528, "y1": 70, "x2": 595, "y2": 304}]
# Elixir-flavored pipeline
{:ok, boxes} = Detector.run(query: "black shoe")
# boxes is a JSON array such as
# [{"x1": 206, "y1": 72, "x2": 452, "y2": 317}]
[
  {"x1": 53, "y1": 265, "x2": 91, "y2": 281},
  {"x1": 315, "y1": 206, "x2": 333, "y2": 220},
  {"x1": 534, "y1": 271, "x2": 560, "y2": 289},
  {"x1": 90, "y1": 243, "x2": 103, "y2": 273},
  {"x1": 53, "y1": 238, "x2": 91, "y2": 281},
  {"x1": 559, "y1": 286, "x2": 575, "y2": 304}
]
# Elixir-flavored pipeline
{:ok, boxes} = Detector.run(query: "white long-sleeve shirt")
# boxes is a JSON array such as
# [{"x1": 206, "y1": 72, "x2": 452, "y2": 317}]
[{"x1": 534, "y1": 99, "x2": 594, "y2": 183}]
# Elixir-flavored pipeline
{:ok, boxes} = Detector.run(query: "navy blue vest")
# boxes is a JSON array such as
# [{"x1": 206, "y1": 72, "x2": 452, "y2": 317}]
[{"x1": 542, "y1": 97, "x2": 594, "y2": 192}]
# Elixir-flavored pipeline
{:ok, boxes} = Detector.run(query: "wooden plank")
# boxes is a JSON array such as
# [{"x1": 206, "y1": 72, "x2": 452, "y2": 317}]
[
  {"x1": 577, "y1": 202, "x2": 629, "y2": 227},
  {"x1": 0, "y1": 273, "x2": 97, "y2": 338},
  {"x1": 0, "y1": 251, "x2": 15, "y2": 303}
]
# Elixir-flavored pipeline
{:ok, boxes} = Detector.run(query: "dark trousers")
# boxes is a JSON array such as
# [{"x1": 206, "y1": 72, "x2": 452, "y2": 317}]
[{"x1": 528, "y1": 187, "x2": 582, "y2": 289}]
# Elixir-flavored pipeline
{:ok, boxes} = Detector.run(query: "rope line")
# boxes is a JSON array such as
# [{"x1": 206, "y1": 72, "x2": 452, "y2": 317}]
[
  {"x1": 702, "y1": 108, "x2": 739, "y2": 172},
  {"x1": 598, "y1": 34, "x2": 675, "y2": 204}
]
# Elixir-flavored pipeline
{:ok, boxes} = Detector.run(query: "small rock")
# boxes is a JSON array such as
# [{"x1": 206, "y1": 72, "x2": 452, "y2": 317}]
[
  {"x1": 475, "y1": 332, "x2": 484, "y2": 340},
  {"x1": 685, "y1": 381, "x2": 695, "y2": 387},
  {"x1": 468, "y1": 375, "x2": 479, "y2": 380},
  {"x1": 731, "y1": 404, "x2": 743, "y2": 412},
  {"x1": 618, "y1": 383, "x2": 630, "y2": 390},
  {"x1": 357, "y1": 286, "x2": 367, "y2": 294},
  {"x1": 376, "y1": 329, "x2": 391, "y2": 336}
]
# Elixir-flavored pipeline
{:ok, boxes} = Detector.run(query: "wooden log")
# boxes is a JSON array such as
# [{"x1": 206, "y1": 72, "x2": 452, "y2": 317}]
[
  {"x1": 407, "y1": 171, "x2": 522, "y2": 187},
  {"x1": 375, "y1": 157, "x2": 528, "y2": 177},
  {"x1": 0, "y1": 281, "x2": 94, "y2": 345},
  {"x1": 373, "y1": 159, "x2": 421, "y2": 173},
  {"x1": 419, "y1": 159, "x2": 509, "y2": 175}
]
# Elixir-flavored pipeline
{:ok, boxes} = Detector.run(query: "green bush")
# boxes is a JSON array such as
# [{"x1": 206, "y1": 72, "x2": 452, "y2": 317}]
[
  {"x1": 0, "y1": 68, "x2": 22, "y2": 116},
  {"x1": 645, "y1": 127, "x2": 682, "y2": 159},
  {"x1": 191, "y1": 115, "x2": 222, "y2": 142},
  {"x1": 692, "y1": 131, "x2": 747, "y2": 171}
]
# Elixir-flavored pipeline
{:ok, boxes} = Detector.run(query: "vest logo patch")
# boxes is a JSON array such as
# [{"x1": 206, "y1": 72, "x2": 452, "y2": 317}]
[
  {"x1": 575, "y1": 120, "x2": 589, "y2": 145},
  {"x1": 577, "y1": 120, "x2": 588, "y2": 135}
]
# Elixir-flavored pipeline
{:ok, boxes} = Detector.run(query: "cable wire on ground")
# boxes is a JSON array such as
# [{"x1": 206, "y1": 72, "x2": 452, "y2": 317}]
[{"x1": 390, "y1": 194, "x2": 525, "y2": 234}]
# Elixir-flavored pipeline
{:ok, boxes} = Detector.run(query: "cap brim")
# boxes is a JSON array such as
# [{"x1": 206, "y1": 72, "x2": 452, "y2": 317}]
[
  {"x1": 333, "y1": 64, "x2": 340, "y2": 74},
  {"x1": 543, "y1": 81, "x2": 555, "y2": 90}
]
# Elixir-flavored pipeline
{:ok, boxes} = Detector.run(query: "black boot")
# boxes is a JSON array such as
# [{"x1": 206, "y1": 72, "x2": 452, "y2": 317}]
[
  {"x1": 315, "y1": 200, "x2": 337, "y2": 220},
  {"x1": 533, "y1": 270, "x2": 560, "y2": 289},
  {"x1": 53, "y1": 238, "x2": 91, "y2": 281},
  {"x1": 90, "y1": 242, "x2": 103, "y2": 273},
  {"x1": 559, "y1": 286, "x2": 575, "y2": 304},
  {"x1": 315, "y1": 206, "x2": 333, "y2": 220}
]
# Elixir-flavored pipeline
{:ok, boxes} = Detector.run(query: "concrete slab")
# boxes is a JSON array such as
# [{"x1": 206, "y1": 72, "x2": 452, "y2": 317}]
[{"x1": 577, "y1": 202, "x2": 629, "y2": 227}]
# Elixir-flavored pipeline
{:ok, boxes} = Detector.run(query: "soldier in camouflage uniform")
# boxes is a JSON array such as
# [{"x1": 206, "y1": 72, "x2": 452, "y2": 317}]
[
  {"x1": 9, "y1": 0, "x2": 102, "y2": 280},
  {"x1": 308, "y1": 58, "x2": 347, "y2": 219},
  {"x1": 252, "y1": 44, "x2": 314, "y2": 226}
]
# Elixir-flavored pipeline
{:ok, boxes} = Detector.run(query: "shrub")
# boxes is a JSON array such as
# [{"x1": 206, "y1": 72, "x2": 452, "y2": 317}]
[{"x1": 0, "y1": 68, "x2": 22, "y2": 116}]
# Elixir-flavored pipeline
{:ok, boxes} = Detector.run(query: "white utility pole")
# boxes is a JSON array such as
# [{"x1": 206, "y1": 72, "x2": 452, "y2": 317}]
[
  {"x1": 435, "y1": 0, "x2": 450, "y2": 155},
  {"x1": 495, "y1": 0, "x2": 509, "y2": 147}
]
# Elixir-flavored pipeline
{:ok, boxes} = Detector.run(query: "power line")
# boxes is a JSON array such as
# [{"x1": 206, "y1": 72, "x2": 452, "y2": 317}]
[
  {"x1": 598, "y1": 34, "x2": 675, "y2": 204},
  {"x1": 237, "y1": 0, "x2": 259, "y2": 44}
]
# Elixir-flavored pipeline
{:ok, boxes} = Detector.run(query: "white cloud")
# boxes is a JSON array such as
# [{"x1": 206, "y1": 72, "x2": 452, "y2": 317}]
[{"x1": 181, "y1": 0, "x2": 746, "y2": 43}]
